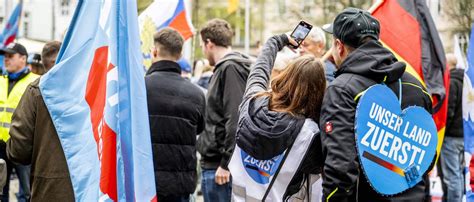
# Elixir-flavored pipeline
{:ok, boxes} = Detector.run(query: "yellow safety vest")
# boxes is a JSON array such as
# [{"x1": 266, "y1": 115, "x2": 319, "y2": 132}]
[{"x1": 0, "y1": 72, "x2": 39, "y2": 142}]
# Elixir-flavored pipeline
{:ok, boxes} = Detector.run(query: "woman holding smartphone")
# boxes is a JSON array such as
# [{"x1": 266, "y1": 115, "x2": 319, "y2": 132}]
[{"x1": 228, "y1": 33, "x2": 326, "y2": 201}]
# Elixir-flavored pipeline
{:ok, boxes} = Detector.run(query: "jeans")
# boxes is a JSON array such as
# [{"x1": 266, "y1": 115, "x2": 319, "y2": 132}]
[
  {"x1": 440, "y1": 136, "x2": 464, "y2": 202},
  {"x1": 201, "y1": 169, "x2": 231, "y2": 202},
  {"x1": 15, "y1": 165, "x2": 30, "y2": 202}
]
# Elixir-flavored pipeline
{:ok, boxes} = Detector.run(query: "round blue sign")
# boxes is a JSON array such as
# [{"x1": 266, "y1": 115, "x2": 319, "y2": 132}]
[
  {"x1": 355, "y1": 84, "x2": 438, "y2": 195},
  {"x1": 240, "y1": 150, "x2": 284, "y2": 184}
]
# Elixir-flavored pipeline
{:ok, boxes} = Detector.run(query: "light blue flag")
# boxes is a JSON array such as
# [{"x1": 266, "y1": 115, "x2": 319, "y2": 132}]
[
  {"x1": 39, "y1": 0, "x2": 156, "y2": 201},
  {"x1": 464, "y1": 24, "x2": 474, "y2": 202}
]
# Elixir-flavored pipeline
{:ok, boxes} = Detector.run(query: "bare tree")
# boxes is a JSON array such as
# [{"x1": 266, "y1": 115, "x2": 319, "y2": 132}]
[
  {"x1": 443, "y1": 0, "x2": 473, "y2": 34},
  {"x1": 316, "y1": 0, "x2": 372, "y2": 24}
]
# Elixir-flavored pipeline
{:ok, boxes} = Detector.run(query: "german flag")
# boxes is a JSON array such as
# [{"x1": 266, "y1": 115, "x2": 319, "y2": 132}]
[{"x1": 370, "y1": 0, "x2": 450, "y2": 157}]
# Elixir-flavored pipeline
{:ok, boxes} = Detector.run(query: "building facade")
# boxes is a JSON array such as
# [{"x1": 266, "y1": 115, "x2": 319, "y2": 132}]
[
  {"x1": 0, "y1": 0, "x2": 77, "y2": 42},
  {"x1": 23, "y1": 0, "x2": 77, "y2": 41}
]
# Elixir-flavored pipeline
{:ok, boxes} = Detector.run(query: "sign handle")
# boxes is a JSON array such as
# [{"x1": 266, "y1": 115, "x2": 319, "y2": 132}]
[{"x1": 398, "y1": 79, "x2": 402, "y2": 106}]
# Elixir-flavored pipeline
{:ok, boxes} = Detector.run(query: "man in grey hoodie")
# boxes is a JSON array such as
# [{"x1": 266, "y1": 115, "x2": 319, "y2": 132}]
[{"x1": 196, "y1": 18, "x2": 252, "y2": 202}]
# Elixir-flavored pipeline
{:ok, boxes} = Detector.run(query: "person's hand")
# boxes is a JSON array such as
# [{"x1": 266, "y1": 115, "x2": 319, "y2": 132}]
[
  {"x1": 287, "y1": 35, "x2": 299, "y2": 47},
  {"x1": 284, "y1": 34, "x2": 299, "y2": 52},
  {"x1": 215, "y1": 166, "x2": 231, "y2": 185}
]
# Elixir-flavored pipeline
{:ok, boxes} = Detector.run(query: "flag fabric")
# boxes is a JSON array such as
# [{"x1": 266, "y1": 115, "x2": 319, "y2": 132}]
[
  {"x1": 464, "y1": 24, "x2": 474, "y2": 202},
  {"x1": 228, "y1": 0, "x2": 240, "y2": 14},
  {"x1": 138, "y1": 0, "x2": 194, "y2": 68},
  {"x1": 39, "y1": 0, "x2": 156, "y2": 201},
  {"x1": 1, "y1": 2, "x2": 22, "y2": 48},
  {"x1": 370, "y1": 0, "x2": 449, "y2": 159},
  {"x1": 454, "y1": 34, "x2": 468, "y2": 69},
  {"x1": 0, "y1": 2, "x2": 22, "y2": 74},
  {"x1": 137, "y1": 0, "x2": 154, "y2": 15}
]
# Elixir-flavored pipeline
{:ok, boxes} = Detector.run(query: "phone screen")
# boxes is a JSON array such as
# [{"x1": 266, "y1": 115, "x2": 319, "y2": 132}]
[{"x1": 290, "y1": 21, "x2": 312, "y2": 48}]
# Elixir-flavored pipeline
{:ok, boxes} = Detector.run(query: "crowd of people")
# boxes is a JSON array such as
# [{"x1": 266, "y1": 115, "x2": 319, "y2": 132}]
[{"x1": 0, "y1": 7, "x2": 466, "y2": 202}]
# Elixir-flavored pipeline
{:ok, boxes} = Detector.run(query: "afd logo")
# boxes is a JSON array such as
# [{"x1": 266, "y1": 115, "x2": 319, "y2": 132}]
[{"x1": 240, "y1": 150, "x2": 284, "y2": 184}]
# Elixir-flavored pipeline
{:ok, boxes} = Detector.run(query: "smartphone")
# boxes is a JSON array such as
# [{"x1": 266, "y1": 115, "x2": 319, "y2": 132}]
[{"x1": 289, "y1": 21, "x2": 313, "y2": 49}]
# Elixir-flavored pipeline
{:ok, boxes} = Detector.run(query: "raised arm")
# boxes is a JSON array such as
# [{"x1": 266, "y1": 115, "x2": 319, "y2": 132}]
[{"x1": 242, "y1": 34, "x2": 290, "y2": 99}]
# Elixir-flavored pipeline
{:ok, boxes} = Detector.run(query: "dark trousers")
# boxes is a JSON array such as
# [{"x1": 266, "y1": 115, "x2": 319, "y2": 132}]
[
  {"x1": 0, "y1": 144, "x2": 30, "y2": 202},
  {"x1": 157, "y1": 194, "x2": 189, "y2": 202}
]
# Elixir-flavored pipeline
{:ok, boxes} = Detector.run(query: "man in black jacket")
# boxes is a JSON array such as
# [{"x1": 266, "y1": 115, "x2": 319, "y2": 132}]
[
  {"x1": 196, "y1": 18, "x2": 251, "y2": 202},
  {"x1": 439, "y1": 53, "x2": 464, "y2": 201},
  {"x1": 320, "y1": 8, "x2": 433, "y2": 201},
  {"x1": 145, "y1": 28, "x2": 205, "y2": 202}
]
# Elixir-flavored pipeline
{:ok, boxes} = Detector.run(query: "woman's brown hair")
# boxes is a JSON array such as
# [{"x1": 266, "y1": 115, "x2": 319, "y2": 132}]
[{"x1": 258, "y1": 55, "x2": 326, "y2": 121}]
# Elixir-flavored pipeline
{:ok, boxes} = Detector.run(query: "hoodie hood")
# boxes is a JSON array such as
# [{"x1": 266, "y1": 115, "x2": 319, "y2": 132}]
[
  {"x1": 335, "y1": 40, "x2": 406, "y2": 83},
  {"x1": 236, "y1": 96, "x2": 306, "y2": 160},
  {"x1": 215, "y1": 51, "x2": 254, "y2": 71}
]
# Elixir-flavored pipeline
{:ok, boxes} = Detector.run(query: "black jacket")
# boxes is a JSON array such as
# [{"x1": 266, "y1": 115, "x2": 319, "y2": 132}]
[
  {"x1": 197, "y1": 52, "x2": 252, "y2": 170},
  {"x1": 145, "y1": 61, "x2": 206, "y2": 196},
  {"x1": 446, "y1": 68, "x2": 464, "y2": 138},
  {"x1": 320, "y1": 40, "x2": 433, "y2": 201}
]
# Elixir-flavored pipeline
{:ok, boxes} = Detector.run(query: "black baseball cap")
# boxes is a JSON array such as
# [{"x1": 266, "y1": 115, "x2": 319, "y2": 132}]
[
  {"x1": 322, "y1": 7, "x2": 380, "y2": 48},
  {"x1": 28, "y1": 53, "x2": 42, "y2": 64},
  {"x1": 0, "y1": 43, "x2": 28, "y2": 56}
]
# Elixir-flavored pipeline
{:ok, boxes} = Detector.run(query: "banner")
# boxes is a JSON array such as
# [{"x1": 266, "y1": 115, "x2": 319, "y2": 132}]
[
  {"x1": 355, "y1": 84, "x2": 437, "y2": 195},
  {"x1": 39, "y1": 0, "x2": 156, "y2": 201}
]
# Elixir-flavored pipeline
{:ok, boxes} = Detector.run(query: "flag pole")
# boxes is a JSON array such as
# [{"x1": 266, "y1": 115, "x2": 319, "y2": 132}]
[
  {"x1": 17, "y1": 0, "x2": 23, "y2": 42},
  {"x1": 244, "y1": 0, "x2": 249, "y2": 54},
  {"x1": 52, "y1": 0, "x2": 56, "y2": 40},
  {"x1": 368, "y1": 0, "x2": 384, "y2": 13},
  {"x1": 5, "y1": 0, "x2": 10, "y2": 25}
]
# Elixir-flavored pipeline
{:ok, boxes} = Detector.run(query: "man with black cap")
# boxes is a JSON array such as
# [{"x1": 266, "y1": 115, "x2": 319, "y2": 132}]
[
  {"x1": 0, "y1": 42, "x2": 38, "y2": 201},
  {"x1": 319, "y1": 8, "x2": 433, "y2": 201}
]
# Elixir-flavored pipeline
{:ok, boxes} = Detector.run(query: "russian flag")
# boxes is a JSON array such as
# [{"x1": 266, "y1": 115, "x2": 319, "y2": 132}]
[
  {"x1": 138, "y1": 0, "x2": 194, "y2": 68},
  {"x1": 1, "y1": 2, "x2": 22, "y2": 48},
  {"x1": 39, "y1": 0, "x2": 156, "y2": 201}
]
